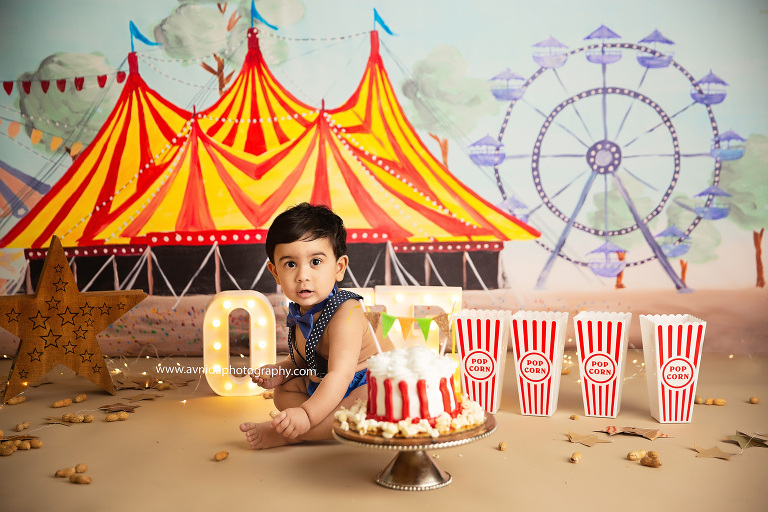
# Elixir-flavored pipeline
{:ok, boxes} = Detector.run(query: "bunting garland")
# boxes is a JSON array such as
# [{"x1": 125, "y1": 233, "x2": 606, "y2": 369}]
[
  {"x1": 3, "y1": 120, "x2": 86, "y2": 154},
  {"x1": 374, "y1": 312, "x2": 452, "y2": 341},
  {"x1": 2, "y1": 73, "x2": 125, "y2": 96}
]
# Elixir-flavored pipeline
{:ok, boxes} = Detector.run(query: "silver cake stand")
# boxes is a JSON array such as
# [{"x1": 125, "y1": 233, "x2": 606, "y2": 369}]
[{"x1": 332, "y1": 414, "x2": 496, "y2": 491}]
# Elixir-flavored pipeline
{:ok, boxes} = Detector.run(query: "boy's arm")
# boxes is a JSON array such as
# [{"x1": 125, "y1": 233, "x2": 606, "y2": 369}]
[{"x1": 300, "y1": 301, "x2": 365, "y2": 426}]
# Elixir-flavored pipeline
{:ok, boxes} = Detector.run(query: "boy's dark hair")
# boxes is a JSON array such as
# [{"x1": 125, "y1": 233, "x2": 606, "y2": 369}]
[{"x1": 265, "y1": 203, "x2": 347, "y2": 263}]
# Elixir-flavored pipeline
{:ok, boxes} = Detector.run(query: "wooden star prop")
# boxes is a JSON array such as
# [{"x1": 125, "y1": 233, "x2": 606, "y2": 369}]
[
  {"x1": 0, "y1": 236, "x2": 147, "y2": 403},
  {"x1": 568, "y1": 430, "x2": 613, "y2": 447},
  {"x1": 694, "y1": 441, "x2": 737, "y2": 461}
]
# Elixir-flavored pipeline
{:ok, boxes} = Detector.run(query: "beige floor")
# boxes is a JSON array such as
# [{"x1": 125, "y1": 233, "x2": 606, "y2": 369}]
[{"x1": 0, "y1": 351, "x2": 766, "y2": 511}]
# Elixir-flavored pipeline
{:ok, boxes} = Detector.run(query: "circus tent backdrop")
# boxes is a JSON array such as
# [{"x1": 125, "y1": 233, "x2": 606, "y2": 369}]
[{"x1": 0, "y1": 28, "x2": 539, "y2": 295}]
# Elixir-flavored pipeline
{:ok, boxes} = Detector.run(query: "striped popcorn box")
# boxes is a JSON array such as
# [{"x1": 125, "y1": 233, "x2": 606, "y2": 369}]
[
  {"x1": 510, "y1": 311, "x2": 569, "y2": 416},
  {"x1": 454, "y1": 310, "x2": 510, "y2": 414},
  {"x1": 574, "y1": 311, "x2": 632, "y2": 418},
  {"x1": 640, "y1": 314, "x2": 706, "y2": 423}
]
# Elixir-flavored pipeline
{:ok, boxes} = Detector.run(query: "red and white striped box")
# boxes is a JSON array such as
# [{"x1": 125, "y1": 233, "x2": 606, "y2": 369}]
[
  {"x1": 454, "y1": 310, "x2": 509, "y2": 414},
  {"x1": 640, "y1": 314, "x2": 706, "y2": 423},
  {"x1": 574, "y1": 311, "x2": 632, "y2": 418},
  {"x1": 509, "y1": 311, "x2": 568, "y2": 416}
]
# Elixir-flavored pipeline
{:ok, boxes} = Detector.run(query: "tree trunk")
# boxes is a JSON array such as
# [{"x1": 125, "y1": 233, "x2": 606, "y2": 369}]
[
  {"x1": 679, "y1": 260, "x2": 688, "y2": 287},
  {"x1": 614, "y1": 251, "x2": 626, "y2": 289},
  {"x1": 755, "y1": 228, "x2": 765, "y2": 288},
  {"x1": 428, "y1": 133, "x2": 449, "y2": 167}
]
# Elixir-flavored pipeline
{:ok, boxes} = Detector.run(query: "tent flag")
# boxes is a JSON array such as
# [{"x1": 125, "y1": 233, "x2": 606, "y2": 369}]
[
  {"x1": 373, "y1": 8, "x2": 396, "y2": 36},
  {"x1": 251, "y1": 0, "x2": 278, "y2": 30},
  {"x1": 129, "y1": 21, "x2": 161, "y2": 52}
]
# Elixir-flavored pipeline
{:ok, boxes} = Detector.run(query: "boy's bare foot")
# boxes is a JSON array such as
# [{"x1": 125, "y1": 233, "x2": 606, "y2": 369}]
[{"x1": 239, "y1": 421, "x2": 301, "y2": 450}]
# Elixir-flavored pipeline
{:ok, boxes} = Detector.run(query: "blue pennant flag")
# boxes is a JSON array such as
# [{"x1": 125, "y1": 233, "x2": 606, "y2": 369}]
[
  {"x1": 373, "y1": 8, "x2": 396, "y2": 36},
  {"x1": 251, "y1": 0, "x2": 278, "y2": 30},
  {"x1": 129, "y1": 21, "x2": 161, "y2": 52}
]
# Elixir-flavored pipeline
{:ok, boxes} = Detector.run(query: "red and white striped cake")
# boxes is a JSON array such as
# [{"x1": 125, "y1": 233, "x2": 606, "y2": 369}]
[{"x1": 365, "y1": 346, "x2": 460, "y2": 424}]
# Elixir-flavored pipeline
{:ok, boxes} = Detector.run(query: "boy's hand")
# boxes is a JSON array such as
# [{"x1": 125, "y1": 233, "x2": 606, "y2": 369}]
[
  {"x1": 271, "y1": 407, "x2": 311, "y2": 439},
  {"x1": 249, "y1": 364, "x2": 285, "y2": 389}
]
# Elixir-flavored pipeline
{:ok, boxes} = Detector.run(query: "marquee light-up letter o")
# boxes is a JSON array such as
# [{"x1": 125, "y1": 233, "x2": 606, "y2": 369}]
[{"x1": 203, "y1": 290, "x2": 276, "y2": 396}]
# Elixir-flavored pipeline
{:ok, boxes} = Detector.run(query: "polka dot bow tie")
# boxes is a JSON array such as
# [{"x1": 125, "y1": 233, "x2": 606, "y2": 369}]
[{"x1": 285, "y1": 285, "x2": 338, "y2": 339}]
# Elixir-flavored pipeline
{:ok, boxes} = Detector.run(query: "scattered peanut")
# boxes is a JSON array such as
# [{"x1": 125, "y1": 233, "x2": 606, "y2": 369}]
[
  {"x1": 15, "y1": 421, "x2": 30, "y2": 432},
  {"x1": 1, "y1": 445, "x2": 14, "y2": 456},
  {"x1": 83, "y1": 415, "x2": 95, "y2": 423},
  {"x1": 627, "y1": 450, "x2": 647, "y2": 461},
  {"x1": 62, "y1": 413, "x2": 75, "y2": 422},
  {"x1": 55, "y1": 467, "x2": 76, "y2": 478},
  {"x1": 561, "y1": 367, "x2": 571, "y2": 375},
  {"x1": 117, "y1": 411, "x2": 129, "y2": 421},
  {"x1": 18, "y1": 441, "x2": 31, "y2": 450},
  {"x1": 749, "y1": 396, "x2": 759, "y2": 404},
  {"x1": 30, "y1": 439, "x2": 43, "y2": 449},
  {"x1": 640, "y1": 456, "x2": 662, "y2": 468},
  {"x1": 713, "y1": 398, "x2": 726, "y2": 406},
  {"x1": 12, "y1": 440, "x2": 21, "y2": 447},
  {"x1": 647, "y1": 450, "x2": 660, "y2": 459},
  {"x1": 52, "y1": 398, "x2": 72, "y2": 408},
  {"x1": 498, "y1": 441, "x2": 508, "y2": 451},
  {"x1": 262, "y1": 390, "x2": 274, "y2": 399},
  {"x1": 156, "y1": 382, "x2": 172, "y2": 391},
  {"x1": 570, "y1": 452, "x2": 582, "y2": 463},
  {"x1": 704, "y1": 398, "x2": 714, "y2": 405},
  {"x1": 69, "y1": 474, "x2": 92, "y2": 484},
  {"x1": 569, "y1": 414, "x2": 579, "y2": 420},
  {"x1": 75, "y1": 463, "x2": 88, "y2": 473},
  {"x1": 694, "y1": 395, "x2": 704, "y2": 404},
  {"x1": 214, "y1": 451, "x2": 229, "y2": 461},
  {"x1": 71, "y1": 414, "x2": 85, "y2": 424},
  {"x1": 73, "y1": 394, "x2": 88, "y2": 403},
  {"x1": 6, "y1": 396, "x2": 26, "y2": 405},
  {"x1": 105, "y1": 413, "x2": 119, "y2": 422}
]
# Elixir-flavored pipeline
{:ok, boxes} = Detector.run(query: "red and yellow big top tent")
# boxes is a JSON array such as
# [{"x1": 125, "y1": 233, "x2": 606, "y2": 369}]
[{"x1": 0, "y1": 28, "x2": 538, "y2": 274}]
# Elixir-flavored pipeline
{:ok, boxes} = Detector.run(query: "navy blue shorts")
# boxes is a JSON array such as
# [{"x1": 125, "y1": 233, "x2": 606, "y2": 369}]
[{"x1": 306, "y1": 368, "x2": 367, "y2": 398}]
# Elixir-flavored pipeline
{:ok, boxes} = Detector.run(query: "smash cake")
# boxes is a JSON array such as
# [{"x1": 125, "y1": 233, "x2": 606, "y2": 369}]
[{"x1": 334, "y1": 346, "x2": 486, "y2": 438}]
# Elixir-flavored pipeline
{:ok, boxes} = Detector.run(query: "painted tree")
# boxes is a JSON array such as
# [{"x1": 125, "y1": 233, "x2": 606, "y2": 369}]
[
  {"x1": 718, "y1": 134, "x2": 768, "y2": 287},
  {"x1": 17, "y1": 53, "x2": 121, "y2": 150},
  {"x1": 663, "y1": 198, "x2": 722, "y2": 287},
  {"x1": 401, "y1": 45, "x2": 498, "y2": 167}
]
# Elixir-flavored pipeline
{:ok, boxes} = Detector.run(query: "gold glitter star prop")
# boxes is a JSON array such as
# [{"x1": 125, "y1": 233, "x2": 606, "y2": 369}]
[{"x1": 0, "y1": 236, "x2": 146, "y2": 402}]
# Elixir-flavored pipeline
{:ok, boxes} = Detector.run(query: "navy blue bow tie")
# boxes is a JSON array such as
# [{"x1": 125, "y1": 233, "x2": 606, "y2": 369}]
[{"x1": 286, "y1": 285, "x2": 338, "y2": 339}]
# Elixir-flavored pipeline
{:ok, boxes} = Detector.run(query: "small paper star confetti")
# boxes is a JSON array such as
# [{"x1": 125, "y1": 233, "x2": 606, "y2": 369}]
[
  {"x1": 597, "y1": 426, "x2": 671, "y2": 440},
  {"x1": 126, "y1": 392, "x2": 164, "y2": 403},
  {"x1": 694, "y1": 441, "x2": 737, "y2": 461},
  {"x1": 98, "y1": 403, "x2": 141, "y2": 413},
  {"x1": 723, "y1": 432, "x2": 768, "y2": 450},
  {"x1": 568, "y1": 430, "x2": 613, "y2": 447}
]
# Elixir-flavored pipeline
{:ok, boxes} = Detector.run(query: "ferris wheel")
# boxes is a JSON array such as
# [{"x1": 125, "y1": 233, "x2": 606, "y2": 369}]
[{"x1": 470, "y1": 25, "x2": 743, "y2": 290}]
